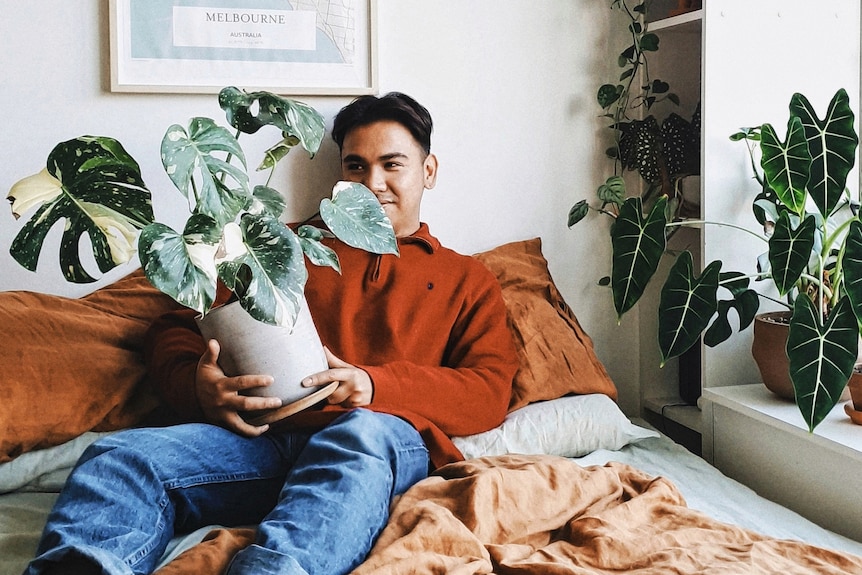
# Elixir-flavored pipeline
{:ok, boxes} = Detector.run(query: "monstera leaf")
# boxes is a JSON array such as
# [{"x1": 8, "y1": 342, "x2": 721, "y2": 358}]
[
  {"x1": 297, "y1": 225, "x2": 340, "y2": 273},
  {"x1": 7, "y1": 89, "x2": 396, "y2": 330},
  {"x1": 218, "y1": 86, "x2": 325, "y2": 164},
  {"x1": 320, "y1": 182, "x2": 400, "y2": 257},
  {"x1": 7, "y1": 136, "x2": 153, "y2": 282},
  {"x1": 216, "y1": 214, "x2": 308, "y2": 327},
  {"x1": 161, "y1": 118, "x2": 250, "y2": 227},
  {"x1": 788, "y1": 295, "x2": 859, "y2": 432},
  {"x1": 610, "y1": 196, "x2": 668, "y2": 318},
  {"x1": 138, "y1": 214, "x2": 221, "y2": 316},
  {"x1": 657, "y1": 253, "x2": 721, "y2": 364}
]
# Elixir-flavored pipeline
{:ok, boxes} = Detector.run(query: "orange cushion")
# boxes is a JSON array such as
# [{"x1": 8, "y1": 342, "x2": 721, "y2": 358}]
[
  {"x1": 0, "y1": 271, "x2": 181, "y2": 462},
  {"x1": 474, "y1": 238, "x2": 617, "y2": 411}
]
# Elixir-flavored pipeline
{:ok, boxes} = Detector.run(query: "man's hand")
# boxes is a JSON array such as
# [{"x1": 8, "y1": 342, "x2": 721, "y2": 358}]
[
  {"x1": 196, "y1": 339, "x2": 283, "y2": 436},
  {"x1": 302, "y1": 347, "x2": 374, "y2": 408}
]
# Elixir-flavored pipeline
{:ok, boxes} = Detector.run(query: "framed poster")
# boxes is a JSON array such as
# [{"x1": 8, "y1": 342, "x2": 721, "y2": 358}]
[{"x1": 109, "y1": 0, "x2": 377, "y2": 95}]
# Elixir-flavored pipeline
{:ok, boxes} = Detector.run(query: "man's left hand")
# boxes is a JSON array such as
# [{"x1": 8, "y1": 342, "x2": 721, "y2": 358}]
[{"x1": 302, "y1": 347, "x2": 374, "y2": 407}]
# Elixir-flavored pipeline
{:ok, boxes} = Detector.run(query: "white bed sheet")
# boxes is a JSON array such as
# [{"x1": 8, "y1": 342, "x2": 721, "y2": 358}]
[
  {"x1": 2, "y1": 423, "x2": 861, "y2": 574},
  {"x1": 574, "y1": 431, "x2": 862, "y2": 557}
]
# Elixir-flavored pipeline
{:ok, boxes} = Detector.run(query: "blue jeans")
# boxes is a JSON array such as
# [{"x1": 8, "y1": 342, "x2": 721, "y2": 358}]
[{"x1": 25, "y1": 409, "x2": 430, "y2": 575}]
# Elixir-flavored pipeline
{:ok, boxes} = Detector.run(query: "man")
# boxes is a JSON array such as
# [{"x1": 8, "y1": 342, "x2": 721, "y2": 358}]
[{"x1": 26, "y1": 93, "x2": 519, "y2": 575}]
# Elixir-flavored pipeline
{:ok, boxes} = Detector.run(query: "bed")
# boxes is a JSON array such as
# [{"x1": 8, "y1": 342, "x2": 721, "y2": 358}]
[{"x1": 1, "y1": 238, "x2": 861, "y2": 574}]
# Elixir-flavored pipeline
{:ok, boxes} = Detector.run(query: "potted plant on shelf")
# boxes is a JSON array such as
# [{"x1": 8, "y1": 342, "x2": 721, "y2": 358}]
[
  {"x1": 568, "y1": 0, "x2": 701, "y2": 232},
  {"x1": 571, "y1": 87, "x2": 861, "y2": 433},
  {"x1": 7, "y1": 86, "x2": 398, "y2": 421}
]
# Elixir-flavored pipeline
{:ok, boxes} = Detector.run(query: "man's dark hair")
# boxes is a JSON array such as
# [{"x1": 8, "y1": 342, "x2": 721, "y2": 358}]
[{"x1": 332, "y1": 92, "x2": 433, "y2": 155}]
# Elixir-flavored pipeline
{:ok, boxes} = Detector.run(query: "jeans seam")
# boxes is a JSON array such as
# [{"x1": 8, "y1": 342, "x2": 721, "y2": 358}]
[
  {"x1": 164, "y1": 470, "x2": 284, "y2": 491},
  {"x1": 126, "y1": 492, "x2": 172, "y2": 566}
]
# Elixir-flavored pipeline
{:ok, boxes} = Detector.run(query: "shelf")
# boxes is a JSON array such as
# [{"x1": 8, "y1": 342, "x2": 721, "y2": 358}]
[
  {"x1": 644, "y1": 397, "x2": 702, "y2": 432},
  {"x1": 647, "y1": 9, "x2": 703, "y2": 32},
  {"x1": 704, "y1": 384, "x2": 862, "y2": 542},
  {"x1": 704, "y1": 384, "x2": 862, "y2": 460}
]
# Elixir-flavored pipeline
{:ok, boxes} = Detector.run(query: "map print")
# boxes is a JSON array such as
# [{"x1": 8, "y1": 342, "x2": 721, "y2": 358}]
[{"x1": 290, "y1": 0, "x2": 357, "y2": 64}]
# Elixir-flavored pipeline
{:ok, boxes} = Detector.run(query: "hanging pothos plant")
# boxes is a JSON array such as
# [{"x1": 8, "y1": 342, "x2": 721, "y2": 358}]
[{"x1": 569, "y1": 0, "x2": 700, "y2": 229}]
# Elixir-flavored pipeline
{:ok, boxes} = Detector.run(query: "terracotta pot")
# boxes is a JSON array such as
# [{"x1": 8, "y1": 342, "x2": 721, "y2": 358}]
[
  {"x1": 751, "y1": 311, "x2": 795, "y2": 400},
  {"x1": 849, "y1": 372, "x2": 862, "y2": 411},
  {"x1": 845, "y1": 373, "x2": 862, "y2": 425},
  {"x1": 753, "y1": 311, "x2": 857, "y2": 404},
  {"x1": 196, "y1": 299, "x2": 335, "y2": 424}
]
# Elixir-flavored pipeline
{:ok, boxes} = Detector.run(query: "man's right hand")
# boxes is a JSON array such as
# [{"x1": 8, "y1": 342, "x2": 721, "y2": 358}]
[{"x1": 195, "y1": 339, "x2": 283, "y2": 436}]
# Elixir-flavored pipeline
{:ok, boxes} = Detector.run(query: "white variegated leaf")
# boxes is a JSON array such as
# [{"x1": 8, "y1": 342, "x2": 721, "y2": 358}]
[{"x1": 8, "y1": 168, "x2": 63, "y2": 219}]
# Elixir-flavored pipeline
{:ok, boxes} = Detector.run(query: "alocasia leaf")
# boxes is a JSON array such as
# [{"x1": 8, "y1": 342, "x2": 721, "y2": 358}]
[
  {"x1": 760, "y1": 116, "x2": 810, "y2": 217},
  {"x1": 843, "y1": 219, "x2": 862, "y2": 324},
  {"x1": 790, "y1": 89, "x2": 858, "y2": 219},
  {"x1": 658, "y1": 253, "x2": 721, "y2": 364},
  {"x1": 788, "y1": 295, "x2": 858, "y2": 432},
  {"x1": 768, "y1": 212, "x2": 816, "y2": 295},
  {"x1": 610, "y1": 196, "x2": 668, "y2": 318}
]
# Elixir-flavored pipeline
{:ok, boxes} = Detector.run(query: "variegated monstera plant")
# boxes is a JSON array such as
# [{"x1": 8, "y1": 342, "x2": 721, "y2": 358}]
[
  {"x1": 7, "y1": 87, "x2": 398, "y2": 327},
  {"x1": 571, "y1": 88, "x2": 861, "y2": 432}
]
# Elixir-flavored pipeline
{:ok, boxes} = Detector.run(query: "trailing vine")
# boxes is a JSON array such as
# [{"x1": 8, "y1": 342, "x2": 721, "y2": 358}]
[{"x1": 569, "y1": 0, "x2": 700, "y2": 228}]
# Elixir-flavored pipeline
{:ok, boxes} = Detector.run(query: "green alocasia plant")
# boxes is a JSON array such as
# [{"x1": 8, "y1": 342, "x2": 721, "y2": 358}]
[
  {"x1": 8, "y1": 87, "x2": 398, "y2": 328},
  {"x1": 573, "y1": 88, "x2": 859, "y2": 432}
]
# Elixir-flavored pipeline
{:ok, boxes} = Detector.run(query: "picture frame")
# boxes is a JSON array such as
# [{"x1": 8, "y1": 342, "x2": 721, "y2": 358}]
[{"x1": 109, "y1": 0, "x2": 377, "y2": 95}]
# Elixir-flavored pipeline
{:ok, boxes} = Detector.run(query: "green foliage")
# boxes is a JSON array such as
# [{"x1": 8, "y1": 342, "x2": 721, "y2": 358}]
[
  {"x1": 7, "y1": 136, "x2": 153, "y2": 283},
  {"x1": 8, "y1": 87, "x2": 399, "y2": 328},
  {"x1": 788, "y1": 295, "x2": 858, "y2": 430},
  {"x1": 585, "y1": 88, "x2": 860, "y2": 432},
  {"x1": 573, "y1": 0, "x2": 699, "y2": 231},
  {"x1": 609, "y1": 196, "x2": 667, "y2": 318},
  {"x1": 658, "y1": 256, "x2": 721, "y2": 365}
]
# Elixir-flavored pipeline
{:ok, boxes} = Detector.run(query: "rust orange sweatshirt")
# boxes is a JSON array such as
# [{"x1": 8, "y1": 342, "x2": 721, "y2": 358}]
[{"x1": 144, "y1": 224, "x2": 519, "y2": 469}]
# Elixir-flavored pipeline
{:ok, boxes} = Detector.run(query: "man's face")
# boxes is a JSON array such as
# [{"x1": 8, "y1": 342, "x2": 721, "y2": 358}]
[{"x1": 340, "y1": 120, "x2": 438, "y2": 238}]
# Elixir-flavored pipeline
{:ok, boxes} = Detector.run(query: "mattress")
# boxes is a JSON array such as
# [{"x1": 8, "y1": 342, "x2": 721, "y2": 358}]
[{"x1": 1, "y1": 396, "x2": 860, "y2": 574}]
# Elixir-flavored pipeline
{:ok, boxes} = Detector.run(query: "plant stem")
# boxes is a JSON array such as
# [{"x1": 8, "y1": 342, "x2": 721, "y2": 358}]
[
  {"x1": 755, "y1": 292, "x2": 793, "y2": 310},
  {"x1": 190, "y1": 179, "x2": 200, "y2": 207},
  {"x1": 665, "y1": 219, "x2": 768, "y2": 243},
  {"x1": 219, "y1": 129, "x2": 242, "y2": 186}
]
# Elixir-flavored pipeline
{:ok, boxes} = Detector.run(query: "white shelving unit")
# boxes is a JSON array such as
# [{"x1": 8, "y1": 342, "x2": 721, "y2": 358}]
[
  {"x1": 636, "y1": 9, "x2": 704, "y2": 441},
  {"x1": 636, "y1": 2, "x2": 862, "y2": 464},
  {"x1": 647, "y1": 8, "x2": 702, "y2": 31},
  {"x1": 705, "y1": 385, "x2": 862, "y2": 541}
]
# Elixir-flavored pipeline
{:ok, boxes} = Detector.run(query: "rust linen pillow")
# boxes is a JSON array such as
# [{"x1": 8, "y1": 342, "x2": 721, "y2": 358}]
[
  {"x1": 474, "y1": 238, "x2": 617, "y2": 411},
  {"x1": 0, "y1": 270, "x2": 181, "y2": 463}
]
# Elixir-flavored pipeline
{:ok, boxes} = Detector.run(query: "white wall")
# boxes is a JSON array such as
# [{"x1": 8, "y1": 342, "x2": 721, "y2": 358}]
[
  {"x1": 0, "y1": 1, "x2": 641, "y2": 412},
  {"x1": 701, "y1": 0, "x2": 861, "y2": 391}
]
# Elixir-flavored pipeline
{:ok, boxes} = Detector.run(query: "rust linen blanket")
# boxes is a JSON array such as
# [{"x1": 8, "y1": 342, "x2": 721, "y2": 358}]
[{"x1": 156, "y1": 454, "x2": 862, "y2": 574}]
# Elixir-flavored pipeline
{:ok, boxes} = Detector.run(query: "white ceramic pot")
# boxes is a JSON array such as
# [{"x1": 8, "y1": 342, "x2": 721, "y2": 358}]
[{"x1": 196, "y1": 298, "x2": 329, "y2": 408}]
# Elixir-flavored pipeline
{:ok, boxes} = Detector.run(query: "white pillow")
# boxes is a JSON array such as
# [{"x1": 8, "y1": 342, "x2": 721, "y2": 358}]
[
  {"x1": 0, "y1": 431, "x2": 113, "y2": 494},
  {"x1": 452, "y1": 394, "x2": 659, "y2": 459}
]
